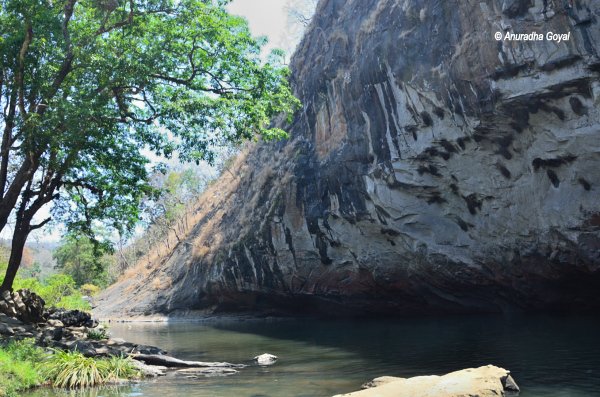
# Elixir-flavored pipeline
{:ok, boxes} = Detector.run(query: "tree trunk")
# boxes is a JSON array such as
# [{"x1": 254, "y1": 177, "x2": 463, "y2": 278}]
[{"x1": 0, "y1": 227, "x2": 29, "y2": 292}]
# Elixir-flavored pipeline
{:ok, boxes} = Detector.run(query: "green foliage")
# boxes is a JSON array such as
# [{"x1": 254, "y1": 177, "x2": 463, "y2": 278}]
[
  {"x1": 54, "y1": 234, "x2": 113, "y2": 288},
  {"x1": 55, "y1": 294, "x2": 91, "y2": 311},
  {"x1": 0, "y1": 0, "x2": 300, "y2": 291},
  {"x1": 0, "y1": 339, "x2": 45, "y2": 397},
  {"x1": 2, "y1": 339, "x2": 46, "y2": 363},
  {"x1": 42, "y1": 350, "x2": 139, "y2": 389},
  {"x1": 0, "y1": 265, "x2": 90, "y2": 311},
  {"x1": 32, "y1": 274, "x2": 90, "y2": 310}
]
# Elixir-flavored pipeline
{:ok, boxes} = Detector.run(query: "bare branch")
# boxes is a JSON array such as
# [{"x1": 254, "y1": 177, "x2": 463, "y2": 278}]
[{"x1": 29, "y1": 217, "x2": 51, "y2": 231}]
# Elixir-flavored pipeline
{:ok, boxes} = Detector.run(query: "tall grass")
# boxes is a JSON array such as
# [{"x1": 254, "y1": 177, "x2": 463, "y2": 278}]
[
  {"x1": 42, "y1": 350, "x2": 140, "y2": 388},
  {"x1": 43, "y1": 350, "x2": 104, "y2": 389},
  {"x1": 103, "y1": 355, "x2": 140, "y2": 381}
]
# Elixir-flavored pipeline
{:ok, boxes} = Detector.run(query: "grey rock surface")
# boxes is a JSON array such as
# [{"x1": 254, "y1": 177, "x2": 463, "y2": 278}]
[{"x1": 96, "y1": 0, "x2": 600, "y2": 318}]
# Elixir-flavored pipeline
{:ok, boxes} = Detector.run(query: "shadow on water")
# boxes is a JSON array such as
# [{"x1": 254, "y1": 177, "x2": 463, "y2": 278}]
[
  {"x1": 22, "y1": 313, "x2": 600, "y2": 397},
  {"x1": 209, "y1": 313, "x2": 600, "y2": 386}
]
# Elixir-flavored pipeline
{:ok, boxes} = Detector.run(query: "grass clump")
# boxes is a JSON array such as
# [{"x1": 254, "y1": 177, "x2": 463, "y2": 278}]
[
  {"x1": 43, "y1": 350, "x2": 104, "y2": 389},
  {"x1": 0, "y1": 339, "x2": 140, "y2": 394},
  {"x1": 86, "y1": 327, "x2": 109, "y2": 341},
  {"x1": 43, "y1": 350, "x2": 140, "y2": 388},
  {"x1": 103, "y1": 355, "x2": 140, "y2": 381}
]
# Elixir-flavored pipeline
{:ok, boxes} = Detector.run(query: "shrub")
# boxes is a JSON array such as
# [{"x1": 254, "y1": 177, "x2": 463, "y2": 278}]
[
  {"x1": 0, "y1": 269, "x2": 91, "y2": 311},
  {"x1": 80, "y1": 284, "x2": 101, "y2": 297},
  {"x1": 56, "y1": 294, "x2": 91, "y2": 311},
  {"x1": 40, "y1": 274, "x2": 77, "y2": 306}
]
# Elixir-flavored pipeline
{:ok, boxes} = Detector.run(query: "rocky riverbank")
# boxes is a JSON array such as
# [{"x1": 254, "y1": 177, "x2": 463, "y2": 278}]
[
  {"x1": 0, "y1": 289, "x2": 247, "y2": 379},
  {"x1": 2, "y1": 289, "x2": 524, "y2": 396}
]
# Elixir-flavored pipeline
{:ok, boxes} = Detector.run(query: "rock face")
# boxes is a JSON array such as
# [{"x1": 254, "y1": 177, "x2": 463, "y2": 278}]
[
  {"x1": 96, "y1": 0, "x2": 600, "y2": 318},
  {"x1": 332, "y1": 365, "x2": 519, "y2": 397}
]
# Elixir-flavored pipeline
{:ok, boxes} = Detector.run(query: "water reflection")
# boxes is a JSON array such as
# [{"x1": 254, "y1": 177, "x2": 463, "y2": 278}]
[{"x1": 23, "y1": 313, "x2": 600, "y2": 397}]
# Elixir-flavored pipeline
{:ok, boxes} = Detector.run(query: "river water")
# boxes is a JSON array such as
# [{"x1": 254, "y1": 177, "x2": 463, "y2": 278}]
[{"x1": 23, "y1": 313, "x2": 600, "y2": 396}]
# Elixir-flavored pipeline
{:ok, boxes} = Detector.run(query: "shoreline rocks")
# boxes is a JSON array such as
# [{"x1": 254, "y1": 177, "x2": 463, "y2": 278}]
[
  {"x1": 0, "y1": 289, "x2": 45, "y2": 323},
  {"x1": 333, "y1": 365, "x2": 519, "y2": 397},
  {"x1": 0, "y1": 289, "x2": 247, "y2": 379}
]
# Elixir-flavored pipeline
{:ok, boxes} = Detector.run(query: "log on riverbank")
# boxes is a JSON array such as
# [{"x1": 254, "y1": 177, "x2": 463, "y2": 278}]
[{"x1": 130, "y1": 353, "x2": 246, "y2": 368}]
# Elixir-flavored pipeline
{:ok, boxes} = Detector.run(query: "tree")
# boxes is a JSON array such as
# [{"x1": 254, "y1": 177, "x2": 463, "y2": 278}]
[
  {"x1": 53, "y1": 233, "x2": 112, "y2": 287},
  {"x1": 0, "y1": 0, "x2": 299, "y2": 291}
]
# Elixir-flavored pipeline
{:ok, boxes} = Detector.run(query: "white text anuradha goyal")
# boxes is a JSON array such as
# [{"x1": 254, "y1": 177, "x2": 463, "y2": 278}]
[{"x1": 499, "y1": 31, "x2": 571, "y2": 43}]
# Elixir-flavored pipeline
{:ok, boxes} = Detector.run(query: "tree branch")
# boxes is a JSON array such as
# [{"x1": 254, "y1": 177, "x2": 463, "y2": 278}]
[
  {"x1": 29, "y1": 217, "x2": 51, "y2": 231},
  {"x1": 0, "y1": 87, "x2": 17, "y2": 198},
  {"x1": 62, "y1": 179, "x2": 104, "y2": 198},
  {"x1": 16, "y1": 20, "x2": 33, "y2": 117},
  {"x1": 96, "y1": 0, "x2": 135, "y2": 35},
  {"x1": 42, "y1": 0, "x2": 77, "y2": 113}
]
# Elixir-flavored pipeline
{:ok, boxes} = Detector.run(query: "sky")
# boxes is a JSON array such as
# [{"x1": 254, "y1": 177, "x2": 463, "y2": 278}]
[
  {"x1": 0, "y1": 1, "x2": 297, "y2": 244},
  {"x1": 227, "y1": 0, "x2": 297, "y2": 56}
]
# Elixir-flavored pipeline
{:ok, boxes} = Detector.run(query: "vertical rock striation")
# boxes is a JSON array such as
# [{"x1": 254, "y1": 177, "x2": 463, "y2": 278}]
[{"x1": 96, "y1": 0, "x2": 600, "y2": 318}]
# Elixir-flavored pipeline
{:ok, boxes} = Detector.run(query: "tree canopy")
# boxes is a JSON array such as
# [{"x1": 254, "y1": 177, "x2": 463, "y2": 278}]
[{"x1": 0, "y1": 0, "x2": 299, "y2": 290}]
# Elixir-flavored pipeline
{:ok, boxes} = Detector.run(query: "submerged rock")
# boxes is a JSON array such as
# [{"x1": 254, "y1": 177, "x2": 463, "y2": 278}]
[
  {"x1": 333, "y1": 365, "x2": 519, "y2": 397},
  {"x1": 175, "y1": 367, "x2": 239, "y2": 377}
]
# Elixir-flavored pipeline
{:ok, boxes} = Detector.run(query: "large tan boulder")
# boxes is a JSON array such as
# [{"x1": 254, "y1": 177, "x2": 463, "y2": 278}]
[{"x1": 333, "y1": 365, "x2": 519, "y2": 397}]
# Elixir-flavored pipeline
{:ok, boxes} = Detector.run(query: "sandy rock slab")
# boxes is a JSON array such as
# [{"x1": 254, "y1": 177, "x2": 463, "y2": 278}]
[{"x1": 333, "y1": 365, "x2": 519, "y2": 397}]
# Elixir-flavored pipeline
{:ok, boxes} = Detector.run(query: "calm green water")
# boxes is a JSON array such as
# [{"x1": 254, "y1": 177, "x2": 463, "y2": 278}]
[{"x1": 23, "y1": 314, "x2": 600, "y2": 396}]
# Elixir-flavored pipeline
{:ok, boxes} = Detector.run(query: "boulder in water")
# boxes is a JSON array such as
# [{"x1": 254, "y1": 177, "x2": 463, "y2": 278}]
[{"x1": 253, "y1": 353, "x2": 277, "y2": 365}]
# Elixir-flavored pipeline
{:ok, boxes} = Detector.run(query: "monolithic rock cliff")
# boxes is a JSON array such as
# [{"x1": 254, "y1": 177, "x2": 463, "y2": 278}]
[{"x1": 96, "y1": 0, "x2": 600, "y2": 318}]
